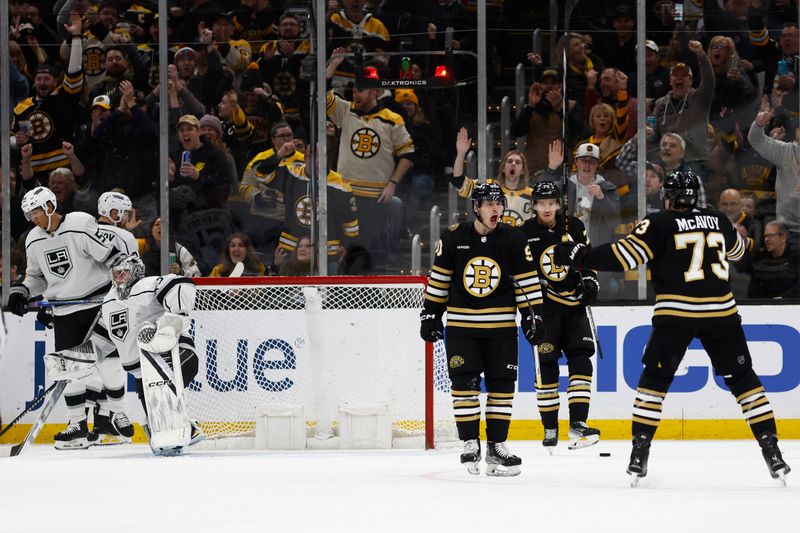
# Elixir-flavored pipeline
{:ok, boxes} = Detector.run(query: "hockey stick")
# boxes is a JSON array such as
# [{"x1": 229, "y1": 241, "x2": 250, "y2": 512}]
[
  {"x1": 509, "y1": 276, "x2": 541, "y2": 388},
  {"x1": 229, "y1": 261, "x2": 244, "y2": 277},
  {"x1": 0, "y1": 382, "x2": 58, "y2": 439}
]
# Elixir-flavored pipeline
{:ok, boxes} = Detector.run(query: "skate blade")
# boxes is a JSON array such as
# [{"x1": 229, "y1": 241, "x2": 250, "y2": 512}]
[
  {"x1": 629, "y1": 472, "x2": 642, "y2": 487},
  {"x1": 544, "y1": 446, "x2": 555, "y2": 456},
  {"x1": 775, "y1": 469, "x2": 788, "y2": 488},
  {"x1": 464, "y1": 461, "x2": 480, "y2": 475},
  {"x1": 54, "y1": 438, "x2": 90, "y2": 450},
  {"x1": 486, "y1": 464, "x2": 521, "y2": 477},
  {"x1": 568, "y1": 435, "x2": 600, "y2": 450}
]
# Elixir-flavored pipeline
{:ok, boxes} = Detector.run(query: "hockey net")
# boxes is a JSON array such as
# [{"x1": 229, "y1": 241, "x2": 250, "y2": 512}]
[{"x1": 187, "y1": 276, "x2": 456, "y2": 449}]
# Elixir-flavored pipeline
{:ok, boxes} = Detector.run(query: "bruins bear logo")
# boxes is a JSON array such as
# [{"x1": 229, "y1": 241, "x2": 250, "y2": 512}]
[{"x1": 463, "y1": 256, "x2": 501, "y2": 297}]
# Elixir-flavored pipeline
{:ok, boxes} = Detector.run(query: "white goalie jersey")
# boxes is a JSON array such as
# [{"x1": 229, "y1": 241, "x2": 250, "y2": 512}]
[
  {"x1": 23, "y1": 211, "x2": 121, "y2": 315},
  {"x1": 101, "y1": 274, "x2": 196, "y2": 377}
]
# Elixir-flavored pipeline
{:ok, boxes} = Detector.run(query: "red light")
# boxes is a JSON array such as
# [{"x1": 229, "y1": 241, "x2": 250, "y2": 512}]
[
  {"x1": 434, "y1": 65, "x2": 449, "y2": 78},
  {"x1": 363, "y1": 66, "x2": 379, "y2": 80}
]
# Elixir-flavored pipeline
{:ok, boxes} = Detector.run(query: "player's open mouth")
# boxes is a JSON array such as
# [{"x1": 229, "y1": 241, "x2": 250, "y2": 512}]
[{"x1": 490, "y1": 215, "x2": 498, "y2": 223}]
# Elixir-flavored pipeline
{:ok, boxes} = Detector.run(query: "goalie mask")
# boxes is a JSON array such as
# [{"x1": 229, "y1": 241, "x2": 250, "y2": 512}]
[{"x1": 111, "y1": 255, "x2": 145, "y2": 299}]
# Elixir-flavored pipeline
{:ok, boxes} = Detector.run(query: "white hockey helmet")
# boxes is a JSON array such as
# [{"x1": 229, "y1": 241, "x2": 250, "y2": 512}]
[
  {"x1": 110, "y1": 254, "x2": 145, "y2": 299},
  {"x1": 20, "y1": 186, "x2": 58, "y2": 230},
  {"x1": 97, "y1": 191, "x2": 133, "y2": 225}
]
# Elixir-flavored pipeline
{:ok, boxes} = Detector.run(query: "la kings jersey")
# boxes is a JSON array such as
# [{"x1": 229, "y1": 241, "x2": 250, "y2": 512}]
[
  {"x1": 582, "y1": 208, "x2": 747, "y2": 325},
  {"x1": 97, "y1": 223, "x2": 139, "y2": 257},
  {"x1": 24, "y1": 212, "x2": 121, "y2": 316},
  {"x1": 326, "y1": 91, "x2": 414, "y2": 198},
  {"x1": 521, "y1": 216, "x2": 588, "y2": 307},
  {"x1": 102, "y1": 275, "x2": 196, "y2": 376},
  {"x1": 424, "y1": 222, "x2": 544, "y2": 338},
  {"x1": 452, "y1": 176, "x2": 534, "y2": 226}
]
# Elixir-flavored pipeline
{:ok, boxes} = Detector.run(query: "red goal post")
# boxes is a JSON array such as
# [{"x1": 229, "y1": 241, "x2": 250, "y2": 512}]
[{"x1": 189, "y1": 275, "x2": 455, "y2": 449}]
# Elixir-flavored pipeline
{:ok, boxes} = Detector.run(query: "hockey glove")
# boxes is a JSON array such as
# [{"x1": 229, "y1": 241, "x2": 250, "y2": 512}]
[
  {"x1": 575, "y1": 272, "x2": 600, "y2": 306},
  {"x1": 7, "y1": 284, "x2": 30, "y2": 316},
  {"x1": 555, "y1": 242, "x2": 589, "y2": 268},
  {"x1": 420, "y1": 311, "x2": 444, "y2": 342},
  {"x1": 36, "y1": 307, "x2": 55, "y2": 329},
  {"x1": 522, "y1": 313, "x2": 545, "y2": 346}
]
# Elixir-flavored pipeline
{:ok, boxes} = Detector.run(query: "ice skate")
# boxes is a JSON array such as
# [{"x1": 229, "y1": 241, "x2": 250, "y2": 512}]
[
  {"x1": 758, "y1": 433, "x2": 791, "y2": 487},
  {"x1": 460, "y1": 439, "x2": 481, "y2": 475},
  {"x1": 110, "y1": 411, "x2": 134, "y2": 441},
  {"x1": 627, "y1": 433, "x2": 652, "y2": 487},
  {"x1": 542, "y1": 428, "x2": 558, "y2": 455},
  {"x1": 88, "y1": 409, "x2": 126, "y2": 446},
  {"x1": 54, "y1": 418, "x2": 91, "y2": 450},
  {"x1": 567, "y1": 421, "x2": 600, "y2": 450},
  {"x1": 486, "y1": 441, "x2": 521, "y2": 477}
]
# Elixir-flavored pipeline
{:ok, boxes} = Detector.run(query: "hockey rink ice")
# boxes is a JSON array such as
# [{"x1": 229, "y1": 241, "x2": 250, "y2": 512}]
[{"x1": 0, "y1": 439, "x2": 796, "y2": 532}]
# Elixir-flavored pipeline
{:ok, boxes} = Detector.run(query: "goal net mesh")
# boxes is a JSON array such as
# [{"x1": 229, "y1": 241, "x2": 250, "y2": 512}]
[{"x1": 186, "y1": 278, "x2": 455, "y2": 448}]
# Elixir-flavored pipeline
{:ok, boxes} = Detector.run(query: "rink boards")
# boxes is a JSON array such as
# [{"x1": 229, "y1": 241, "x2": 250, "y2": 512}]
[{"x1": 1, "y1": 304, "x2": 799, "y2": 443}]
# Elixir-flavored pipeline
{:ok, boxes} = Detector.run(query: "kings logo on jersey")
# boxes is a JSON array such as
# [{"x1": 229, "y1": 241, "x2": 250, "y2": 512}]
[
  {"x1": 45, "y1": 247, "x2": 72, "y2": 278},
  {"x1": 109, "y1": 309, "x2": 129, "y2": 342}
]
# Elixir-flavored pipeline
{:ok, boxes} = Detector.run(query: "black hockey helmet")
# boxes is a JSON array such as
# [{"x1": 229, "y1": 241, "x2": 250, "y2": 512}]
[
  {"x1": 531, "y1": 180, "x2": 561, "y2": 202},
  {"x1": 472, "y1": 181, "x2": 507, "y2": 210},
  {"x1": 663, "y1": 170, "x2": 700, "y2": 209}
]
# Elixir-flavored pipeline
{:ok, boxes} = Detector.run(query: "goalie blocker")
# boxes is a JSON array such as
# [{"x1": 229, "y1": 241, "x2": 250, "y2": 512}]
[{"x1": 102, "y1": 255, "x2": 203, "y2": 456}]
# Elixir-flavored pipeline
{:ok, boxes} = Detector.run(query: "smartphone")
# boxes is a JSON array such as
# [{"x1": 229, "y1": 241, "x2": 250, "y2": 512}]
[
  {"x1": 18, "y1": 120, "x2": 30, "y2": 135},
  {"x1": 728, "y1": 55, "x2": 738, "y2": 71},
  {"x1": 674, "y1": 2, "x2": 684, "y2": 22},
  {"x1": 778, "y1": 59, "x2": 789, "y2": 76},
  {"x1": 182, "y1": 150, "x2": 192, "y2": 164}
]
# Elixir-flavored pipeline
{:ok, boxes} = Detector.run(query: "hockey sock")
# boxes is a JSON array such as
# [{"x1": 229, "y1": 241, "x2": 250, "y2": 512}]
[
  {"x1": 64, "y1": 382, "x2": 88, "y2": 422},
  {"x1": 451, "y1": 388, "x2": 481, "y2": 441},
  {"x1": 726, "y1": 371, "x2": 777, "y2": 438},
  {"x1": 99, "y1": 357, "x2": 127, "y2": 413},
  {"x1": 631, "y1": 387, "x2": 665, "y2": 438},
  {"x1": 485, "y1": 379, "x2": 515, "y2": 442},
  {"x1": 567, "y1": 356, "x2": 593, "y2": 423},
  {"x1": 536, "y1": 357, "x2": 559, "y2": 429}
]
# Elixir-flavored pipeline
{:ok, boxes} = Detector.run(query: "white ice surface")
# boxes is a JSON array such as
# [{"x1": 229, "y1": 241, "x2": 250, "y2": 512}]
[{"x1": 0, "y1": 440, "x2": 796, "y2": 533}]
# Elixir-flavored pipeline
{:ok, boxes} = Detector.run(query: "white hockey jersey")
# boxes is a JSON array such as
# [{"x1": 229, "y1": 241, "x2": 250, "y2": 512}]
[
  {"x1": 23, "y1": 212, "x2": 121, "y2": 315},
  {"x1": 96, "y1": 223, "x2": 139, "y2": 257},
  {"x1": 102, "y1": 274, "x2": 196, "y2": 376}
]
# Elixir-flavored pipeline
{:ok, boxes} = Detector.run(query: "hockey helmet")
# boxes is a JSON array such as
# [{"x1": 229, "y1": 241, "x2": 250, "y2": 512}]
[
  {"x1": 531, "y1": 180, "x2": 561, "y2": 202},
  {"x1": 663, "y1": 170, "x2": 700, "y2": 209},
  {"x1": 110, "y1": 254, "x2": 145, "y2": 300},
  {"x1": 20, "y1": 186, "x2": 57, "y2": 220},
  {"x1": 98, "y1": 191, "x2": 133, "y2": 225},
  {"x1": 471, "y1": 181, "x2": 507, "y2": 210}
]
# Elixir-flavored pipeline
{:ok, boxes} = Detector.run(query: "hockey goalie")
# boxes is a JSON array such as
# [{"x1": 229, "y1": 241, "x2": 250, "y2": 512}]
[{"x1": 102, "y1": 255, "x2": 204, "y2": 456}]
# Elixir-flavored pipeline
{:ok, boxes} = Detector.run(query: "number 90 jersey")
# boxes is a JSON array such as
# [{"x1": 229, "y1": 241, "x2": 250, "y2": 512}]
[
  {"x1": 582, "y1": 208, "x2": 747, "y2": 325},
  {"x1": 423, "y1": 222, "x2": 544, "y2": 338}
]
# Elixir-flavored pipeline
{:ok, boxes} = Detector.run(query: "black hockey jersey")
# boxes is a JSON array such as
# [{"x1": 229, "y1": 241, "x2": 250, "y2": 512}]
[
  {"x1": 521, "y1": 216, "x2": 589, "y2": 307},
  {"x1": 581, "y1": 208, "x2": 747, "y2": 325},
  {"x1": 424, "y1": 222, "x2": 543, "y2": 338}
]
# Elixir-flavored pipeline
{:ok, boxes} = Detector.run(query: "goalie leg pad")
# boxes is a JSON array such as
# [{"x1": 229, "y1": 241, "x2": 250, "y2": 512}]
[{"x1": 140, "y1": 347, "x2": 192, "y2": 453}]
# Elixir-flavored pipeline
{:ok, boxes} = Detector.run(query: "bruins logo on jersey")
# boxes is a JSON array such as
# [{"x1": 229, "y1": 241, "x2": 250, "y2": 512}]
[
  {"x1": 501, "y1": 209, "x2": 524, "y2": 227},
  {"x1": 350, "y1": 127, "x2": 381, "y2": 159},
  {"x1": 83, "y1": 46, "x2": 106, "y2": 77},
  {"x1": 273, "y1": 71, "x2": 297, "y2": 98},
  {"x1": 109, "y1": 309, "x2": 129, "y2": 342},
  {"x1": 27, "y1": 111, "x2": 54, "y2": 143},
  {"x1": 539, "y1": 244, "x2": 569, "y2": 282},
  {"x1": 295, "y1": 195, "x2": 312, "y2": 227},
  {"x1": 463, "y1": 256, "x2": 501, "y2": 297},
  {"x1": 45, "y1": 247, "x2": 72, "y2": 278}
]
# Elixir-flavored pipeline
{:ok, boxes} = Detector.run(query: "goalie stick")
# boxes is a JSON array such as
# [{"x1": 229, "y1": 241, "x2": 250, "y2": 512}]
[{"x1": 0, "y1": 382, "x2": 59, "y2": 440}]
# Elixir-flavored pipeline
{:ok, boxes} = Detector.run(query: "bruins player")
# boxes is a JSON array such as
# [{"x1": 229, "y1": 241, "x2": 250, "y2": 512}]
[
  {"x1": 521, "y1": 180, "x2": 601, "y2": 453},
  {"x1": 451, "y1": 127, "x2": 533, "y2": 226},
  {"x1": 559, "y1": 171, "x2": 791, "y2": 486},
  {"x1": 420, "y1": 182, "x2": 545, "y2": 476}
]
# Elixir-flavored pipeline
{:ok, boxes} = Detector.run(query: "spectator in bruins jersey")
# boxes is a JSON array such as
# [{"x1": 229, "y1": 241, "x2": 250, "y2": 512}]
[
  {"x1": 327, "y1": 0, "x2": 392, "y2": 89},
  {"x1": 451, "y1": 127, "x2": 532, "y2": 227},
  {"x1": 13, "y1": 12, "x2": 84, "y2": 186},
  {"x1": 539, "y1": 141, "x2": 620, "y2": 247},
  {"x1": 216, "y1": 91, "x2": 256, "y2": 176},
  {"x1": 246, "y1": 122, "x2": 359, "y2": 274},
  {"x1": 558, "y1": 171, "x2": 791, "y2": 486},
  {"x1": 231, "y1": 0, "x2": 280, "y2": 56},
  {"x1": 205, "y1": 11, "x2": 251, "y2": 90},
  {"x1": 87, "y1": 45, "x2": 151, "y2": 107},
  {"x1": 420, "y1": 182, "x2": 545, "y2": 477},
  {"x1": 256, "y1": 12, "x2": 310, "y2": 122},
  {"x1": 326, "y1": 81, "x2": 413, "y2": 271},
  {"x1": 209, "y1": 232, "x2": 266, "y2": 277},
  {"x1": 520, "y1": 180, "x2": 601, "y2": 454}
]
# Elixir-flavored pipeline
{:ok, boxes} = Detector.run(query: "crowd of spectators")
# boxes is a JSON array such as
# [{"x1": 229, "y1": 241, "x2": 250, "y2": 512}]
[{"x1": 1, "y1": 0, "x2": 798, "y2": 301}]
